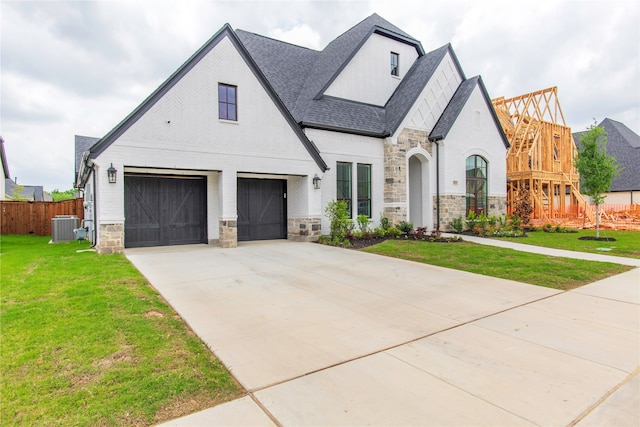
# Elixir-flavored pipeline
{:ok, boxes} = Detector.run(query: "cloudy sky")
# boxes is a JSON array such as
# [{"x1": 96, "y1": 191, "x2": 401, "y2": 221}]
[{"x1": 1, "y1": 0, "x2": 638, "y2": 192}]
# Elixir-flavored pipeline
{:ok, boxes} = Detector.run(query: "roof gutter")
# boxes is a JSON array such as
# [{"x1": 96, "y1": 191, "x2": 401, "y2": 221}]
[{"x1": 299, "y1": 121, "x2": 391, "y2": 139}]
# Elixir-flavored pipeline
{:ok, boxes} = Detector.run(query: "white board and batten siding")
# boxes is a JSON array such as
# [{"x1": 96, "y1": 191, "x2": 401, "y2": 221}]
[
  {"x1": 306, "y1": 128, "x2": 385, "y2": 232},
  {"x1": 94, "y1": 35, "x2": 321, "y2": 240},
  {"x1": 325, "y1": 33, "x2": 419, "y2": 106},
  {"x1": 439, "y1": 86, "x2": 508, "y2": 199}
]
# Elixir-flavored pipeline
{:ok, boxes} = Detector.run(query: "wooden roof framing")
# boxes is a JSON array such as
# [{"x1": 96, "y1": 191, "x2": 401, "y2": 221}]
[{"x1": 492, "y1": 87, "x2": 594, "y2": 223}]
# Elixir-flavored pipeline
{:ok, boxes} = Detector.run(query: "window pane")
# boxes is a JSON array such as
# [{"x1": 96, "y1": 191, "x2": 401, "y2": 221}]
[
  {"x1": 466, "y1": 155, "x2": 488, "y2": 215},
  {"x1": 218, "y1": 84, "x2": 237, "y2": 121},
  {"x1": 390, "y1": 52, "x2": 399, "y2": 76},
  {"x1": 337, "y1": 162, "x2": 352, "y2": 216},
  {"x1": 357, "y1": 164, "x2": 371, "y2": 217},
  {"x1": 218, "y1": 85, "x2": 227, "y2": 102}
]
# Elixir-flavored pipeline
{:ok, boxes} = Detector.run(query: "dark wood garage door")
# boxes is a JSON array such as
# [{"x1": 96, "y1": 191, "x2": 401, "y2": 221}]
[
  {"x1": 237, "y1": 178, "x2": 287, "y2": 241},
  {"x1": 125, "y1": 175, "x2": 207, "y2": 248}
]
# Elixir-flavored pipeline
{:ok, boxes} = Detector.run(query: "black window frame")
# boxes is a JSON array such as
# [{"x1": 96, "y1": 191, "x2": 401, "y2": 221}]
[
  {"x1": 218, "y1": 83, "x2": 237, "y2": 121},
  {"x1": 390, "y1": 52, "x2": 399, "y2": 77},
  {"x1": 466, "y1": 155, "x2": 488, "y2": 215},
  {"x1": 336, "y1": 162, "x2": 352, "y2": 216},
  {"x1": 357, "y1": 163, "x2": 371, "y2": 218}
]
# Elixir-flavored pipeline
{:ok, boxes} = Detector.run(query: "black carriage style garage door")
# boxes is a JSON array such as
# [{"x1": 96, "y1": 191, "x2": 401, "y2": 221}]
[
  {"x1": 237, "y1": 178, "x2": 287, "y2": 241},
  {"x1": 124, "y1": 175, "x2": 207, "y2": 248}
]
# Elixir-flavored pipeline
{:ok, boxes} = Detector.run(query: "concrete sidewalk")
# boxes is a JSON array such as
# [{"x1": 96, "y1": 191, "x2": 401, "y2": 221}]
[
  {"x1": 141, "y1": 240, "x2": 639, "y2": 426},
  {"x1": 443, "y1": 232, "x2": 640, "y2": 267}
]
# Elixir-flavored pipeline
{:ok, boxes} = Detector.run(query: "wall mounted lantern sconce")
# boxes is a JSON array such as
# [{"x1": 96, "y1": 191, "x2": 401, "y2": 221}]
[
  {"x1": 107, "y1": 163, "x2": 117, "y2": 184},
  {"x1": 313, "y1": 174, "x2": 321, "y2": 190}
]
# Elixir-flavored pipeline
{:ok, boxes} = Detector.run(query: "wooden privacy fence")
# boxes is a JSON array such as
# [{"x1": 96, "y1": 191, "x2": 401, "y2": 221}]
[{"x1": 1, "y1": 199, "x2": 84, "y2": 236}]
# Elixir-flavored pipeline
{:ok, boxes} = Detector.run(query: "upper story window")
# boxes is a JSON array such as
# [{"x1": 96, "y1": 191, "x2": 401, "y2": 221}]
[
  {"x1": 218, "y1": 83, "x2": 237, "y2": 121},
  {"x1": 390, "y1": 52, "x2": 399, "y2": 77}
]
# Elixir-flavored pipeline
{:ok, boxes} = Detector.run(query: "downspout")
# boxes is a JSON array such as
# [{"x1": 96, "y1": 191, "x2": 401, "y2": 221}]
[
  {"x1": 90, "y1": 166, "x2": 97, "y2": 247},
  {"x1": 79, "y1": 152, "x2": 97, "y2": 248},
  {"x1": 435, "y1": 141, "x2": 440, "y2": 230}
]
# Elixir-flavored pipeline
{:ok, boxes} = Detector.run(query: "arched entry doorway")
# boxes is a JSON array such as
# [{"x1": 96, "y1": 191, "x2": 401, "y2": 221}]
[{"x1": 408, "y1": 153, "x2": 432, "y2": 228}]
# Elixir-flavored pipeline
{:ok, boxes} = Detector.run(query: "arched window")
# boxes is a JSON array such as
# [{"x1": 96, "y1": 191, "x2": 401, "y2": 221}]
[{"x1": 466, "y1": 155, "x2": 488, "y2": 215}]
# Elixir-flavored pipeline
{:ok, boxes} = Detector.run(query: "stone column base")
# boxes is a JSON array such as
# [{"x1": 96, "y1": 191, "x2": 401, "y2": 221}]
[
  {"x1": 288, "y1": 217, "x2": 322, "y2": 242},
  {"x1": 97, "y1": 223, "x2": 125, "y2": 254},
  {"x1": 219, "y1": 220, "x2": 237, "y2": 248}
]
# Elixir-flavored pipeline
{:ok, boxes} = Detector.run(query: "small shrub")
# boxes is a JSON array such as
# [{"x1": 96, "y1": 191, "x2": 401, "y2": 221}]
[
  {"x1": 410, "y1": 227, "x2": 429, "y2": 240},
  {"x1": 379, "y1": 213, "x2": 391, "y2": 230},
  {"x1": 325, "y1": 200, "x2": 353, "y2": 244},
  {"x1": 397, "y1": 221, "x2": 414, "y2": 234},
  {"x1": 450, "y1": 217, "x2": 464, "y2": 233},
  {"x1": 465, "y1": 211, "x2": 479, "y2": 231},
  {"x1": 357, "y1": 214, "x2": 371, "y2": 232},
  {"x1": 386, "y1": 227, "x2": 402, "y2": 239}
]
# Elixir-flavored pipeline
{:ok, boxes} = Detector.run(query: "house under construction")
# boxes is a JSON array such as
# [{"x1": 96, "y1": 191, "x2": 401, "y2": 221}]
[{"x1": 492, "y1": 87, "x2": 594, "y2": 223}]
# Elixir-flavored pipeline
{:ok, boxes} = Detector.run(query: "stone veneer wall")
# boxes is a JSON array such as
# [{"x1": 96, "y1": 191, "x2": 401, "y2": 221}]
[
  {"x1": 219, "y1": 220, "x2": 237, "y2": 248},
  {"x1": 437, "y1": 195, "x2": 508, "y2": 231},
  {"x1": 436, "y1": 195, "x2": 466, "y2": 231},
  {"x1": 97, "y1": 223, "x2": 124, "y2": 254},
  {"x1": 487, "y1": 196, "x2": 507, "y2": 217},
  {"x1": 288, "y1": 217, "x2": 322, "y2": 242},
  {"x1": 384, "y1": 128, "x2": 433, "y2": 226}
]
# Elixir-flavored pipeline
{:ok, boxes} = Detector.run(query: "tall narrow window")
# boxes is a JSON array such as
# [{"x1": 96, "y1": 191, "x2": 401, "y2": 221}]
[
  {"x1": 357, "y1": 163, "x2": 371, "y2": 217},
  {"x1": 390, "y1": 52, "x2": 399, "y2": 76},
  {"x1": 336, "y1": 162, "x2": 352, "y2": 216},
  {"x1": 218, "y1": 83, "x2": 237, "y2": 121},
  {"x1": 466, "y1": 155, "x2": 488, "y2": 215}
]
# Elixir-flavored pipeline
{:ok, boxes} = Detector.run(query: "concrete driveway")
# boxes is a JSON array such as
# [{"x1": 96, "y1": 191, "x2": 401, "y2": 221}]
[{"x1": 126, "y1": 241, "x2": 639, "y2": 426}]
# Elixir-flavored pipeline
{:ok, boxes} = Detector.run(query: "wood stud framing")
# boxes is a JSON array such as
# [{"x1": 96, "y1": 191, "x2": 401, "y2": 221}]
[{"x1": 492, "y1": 87, "x2": 594, "y2": 222}]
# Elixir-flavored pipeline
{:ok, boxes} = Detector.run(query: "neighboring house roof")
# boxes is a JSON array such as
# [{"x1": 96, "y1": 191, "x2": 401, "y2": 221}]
[
  {"x1": 429, "y1": 76, "x2": 511, "y2": 148},
  {"x1": 5, "y1": 178, "x2": 49, "y2": 201},
  {"x1": 0, "y1": 135, "x2": 9, "y2": 179},
  {"x1": 75, "y1": 135, "x2": 100, "y2": 177},
  {"x1": 83, "y1": 23, "x2": 328, "y2": 179},
  {"x1": 573, "y1": 118, "x2": 640, "y2": 192}
]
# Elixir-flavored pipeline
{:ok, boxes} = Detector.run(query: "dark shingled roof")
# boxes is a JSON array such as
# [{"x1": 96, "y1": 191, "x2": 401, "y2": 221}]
[
  {"x1": 79, "y1": 14, "x2": 503, "y2": 184},
  {"x1": 573, "y1": 118, "x2": 640, "y2": 192},
  {"x1": 75, "y1": 135, "x2": 100, "y2": 176},
  {"x1": 4, "y1": 179, "x2": 47, "y2": 201},
  {"x1": 238, "y1": 14, "x2": 451, "y2": 137}
]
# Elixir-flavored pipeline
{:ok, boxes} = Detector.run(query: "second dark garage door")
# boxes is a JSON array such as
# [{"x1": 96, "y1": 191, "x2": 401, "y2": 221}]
[
  {"x1": 237, "y1": 178, "x2": 287, "y2": 241},
  {"x1": 124, "y1": 175, "x2": 207, "y2": 248}
]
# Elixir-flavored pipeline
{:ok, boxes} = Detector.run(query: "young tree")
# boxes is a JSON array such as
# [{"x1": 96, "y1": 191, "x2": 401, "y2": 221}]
[{"x1": 574, "y1": 122, "x2": 619, "y2": 238}]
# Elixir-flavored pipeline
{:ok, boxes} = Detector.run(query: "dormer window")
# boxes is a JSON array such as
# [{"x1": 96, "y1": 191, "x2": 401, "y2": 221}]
[{"x1": 390, "y1": 52, "x2": 399, "y2": 77}]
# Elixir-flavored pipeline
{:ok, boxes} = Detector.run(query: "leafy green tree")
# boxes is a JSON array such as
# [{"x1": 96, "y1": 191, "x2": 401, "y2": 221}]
[
  {"x1": 51, "y1": 188, "x2": 76, "y2": 201},
  {"x1": 575, "y1": 122, "x2": 619, "y2": 238}
]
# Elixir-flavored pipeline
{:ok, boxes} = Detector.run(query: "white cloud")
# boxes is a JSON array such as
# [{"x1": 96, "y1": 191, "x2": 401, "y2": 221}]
[
  {"x1": 269, "y1": 23, "x2": 323, "y2": 50},
  {"x1": 1, "y1": 0, "x2": 638, "y2": 191}
]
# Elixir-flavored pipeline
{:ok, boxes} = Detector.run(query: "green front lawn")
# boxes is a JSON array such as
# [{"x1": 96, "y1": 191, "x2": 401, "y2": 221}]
[
  {"x1": 500, "y1": 229, "x2": 640, "y2": 258},
  {"x1": 364, "y1": 240, "x2": 632, "y2": 290},
  {"x1": 0, "y1": 235, "x2": 243, "y2": 426}
]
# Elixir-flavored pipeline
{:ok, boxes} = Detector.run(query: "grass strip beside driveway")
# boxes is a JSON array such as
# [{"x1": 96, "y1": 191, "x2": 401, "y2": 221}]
[
  {"x1": 500, "y1": 229, "x2": 640, "y2": 259},
  {"x1": 364, "y1": 240, "x2": 632, "y2": 290},
  {"x1": 0, "y1": 235, "x2": 243, "y2": 427}
]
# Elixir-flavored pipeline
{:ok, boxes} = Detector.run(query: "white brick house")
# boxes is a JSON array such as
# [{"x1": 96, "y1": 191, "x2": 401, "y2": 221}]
[{"x1": 75, "y1": 14, "x2": 509, "y2": 253}]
